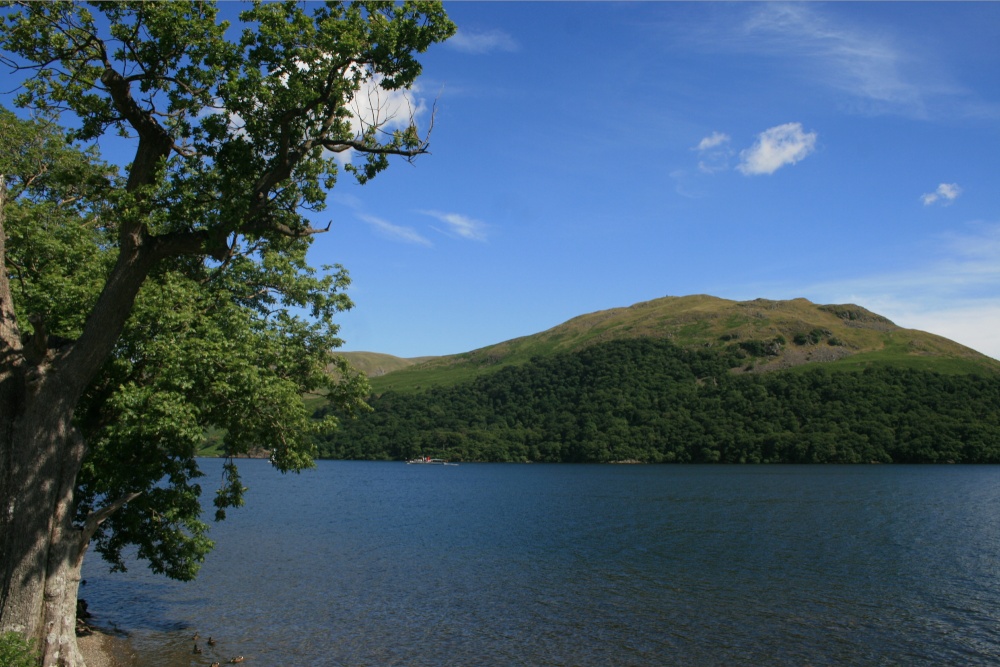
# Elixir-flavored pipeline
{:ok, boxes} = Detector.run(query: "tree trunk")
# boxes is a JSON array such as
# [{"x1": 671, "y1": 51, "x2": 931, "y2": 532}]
[
  {"x1": 1, "y1": 379, "x2": 91, "y2": 667},
  {"x1": 41, "y1": 518, "x2": 88, "y2": 667},
  {"x1": 1, "y1": 174, "x2": 152, "y2": 666}
]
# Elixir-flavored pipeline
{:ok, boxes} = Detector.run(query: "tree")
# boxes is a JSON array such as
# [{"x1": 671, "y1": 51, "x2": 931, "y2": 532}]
[{"x1": 0, "y1": 2, "x2": 455, "y2": 665}]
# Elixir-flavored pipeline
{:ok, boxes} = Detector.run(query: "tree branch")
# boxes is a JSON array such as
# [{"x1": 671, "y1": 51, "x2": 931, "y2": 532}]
[
  {"x1": 320, "y1": 138, "x2": 429, "y2": 157},
  {"x1": 0, "y1": 175, "x2": 26, "y2": 369},
  {"x1": 100, "y1": 65, "x2": 174, "y2": 193},
  {"x1": 82, "y1": 491, "x2": 142, "y2": 541}
]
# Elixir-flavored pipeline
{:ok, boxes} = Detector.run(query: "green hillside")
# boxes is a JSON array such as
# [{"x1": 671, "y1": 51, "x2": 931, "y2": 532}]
[
  {"x1": 368, "y1": 295, "x2": 999, "y2": 393},
  {"x1": 316, "y1": 337, "x2": 1000, "y2": 464},
  {"x1": 310, "y1": 295, "x2": 1000, "y2": 465},
  {"x1": 337, "y1": 351, "x2": 438, "y2": 378}
]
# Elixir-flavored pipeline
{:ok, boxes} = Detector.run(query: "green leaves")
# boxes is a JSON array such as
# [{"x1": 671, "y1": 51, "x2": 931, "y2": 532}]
[
  {"x1": 1, "y1": 1, "x2": 235, "y2": 143},
  {"x1": 0, "y1": 108, "x2": 115, "y2": 338},
  {"x1": 2, "y1": 0, "x2": 456, "y2": 243},
  {"x1": 2, "y1": 0, "x2": 453, "y2": 583},
  {"x1": 0, "y1": 632, "x2": 36, "y2": 667},
  {"x1": 74, "y1": 252, "x2": 366, "y2": 576},
  {"x1": 213, "y1": 460, "x2": 246, "y2": 522}
]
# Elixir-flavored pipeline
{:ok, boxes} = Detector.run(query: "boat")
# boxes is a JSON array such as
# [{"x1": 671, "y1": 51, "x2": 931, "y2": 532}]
[{"x1": 406, "y1": 457, "x2": 458, "y2": 465}]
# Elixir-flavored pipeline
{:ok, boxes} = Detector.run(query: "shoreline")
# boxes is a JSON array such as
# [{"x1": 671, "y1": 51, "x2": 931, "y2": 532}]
[{"x1": 77, "y1": 628, "x2": 139, "y2": 667}]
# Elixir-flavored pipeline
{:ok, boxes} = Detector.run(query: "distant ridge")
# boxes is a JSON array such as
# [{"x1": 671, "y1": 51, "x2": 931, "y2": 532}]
[
  {"x1": 358, "y1": 295, "x2": 999, "y2": 393},
  {"x1": 337, "y1": 351, "x2": 438, "y2": 377}
]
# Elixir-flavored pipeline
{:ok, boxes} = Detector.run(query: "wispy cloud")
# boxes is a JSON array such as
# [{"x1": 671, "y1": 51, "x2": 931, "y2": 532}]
[
  {"x1": 921, "y1": 183, "x2": 962, "y2": 206},
  {"x1": 814, "y1": 224, "x2": 1000, "y2": 301},
  {"x1": 737, "y1": 123, "x2": 817, "y2": 176},
  {"x1": 742, "y1": 4, "x2": 941, "y2": 117},
  {"x1": 693, "y1": 132, "x2": 733, "y2": 173},
  {"x1": 358, "y1": 214, "x2": 432, "y2": 247},
  {"x1": 421, "y1": 210, "x2": 489, "y2": 241},
  {"x1": 790, "y1": 222, "x2": 1000, "y2": 359},
  {"x1": 448, "y1": 28, "x2": 519, "y2": 55},
  {"x1": 899, "y1": 304, "x2": 1000, "y2": 361},
  {"x1": 696, "y1": 132, "x2": 731, "y2": 151}
]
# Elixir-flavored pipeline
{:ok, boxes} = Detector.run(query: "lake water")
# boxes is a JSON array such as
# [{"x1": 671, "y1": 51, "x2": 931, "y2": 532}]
[{"x1": 81, "y1": 461, "x2": 1000, "y2": 666}]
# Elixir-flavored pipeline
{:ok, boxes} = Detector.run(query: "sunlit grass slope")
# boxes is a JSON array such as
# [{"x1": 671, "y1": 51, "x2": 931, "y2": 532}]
[
  {"x1": 336, "y1": 352, "x2": 438, "y2": 377},
  {"x1": 361, "y1": 295, "x2": 1000, "y2": 394}
]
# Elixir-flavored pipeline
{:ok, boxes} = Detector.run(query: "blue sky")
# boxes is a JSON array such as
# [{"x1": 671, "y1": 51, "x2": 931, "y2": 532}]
[
  {"x1": 4, "y1": 3, "x2": 997, "y2": 361},
  {"x1": 318, "y1": 2, "x2": 1000, "y2": 361}
]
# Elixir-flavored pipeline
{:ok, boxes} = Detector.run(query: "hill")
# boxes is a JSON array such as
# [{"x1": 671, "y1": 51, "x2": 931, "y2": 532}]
[
  {"x1": 316, "y1": 336, "x2": 1000, "y2": 464},
  {"x1": 337, "y1": 351, "x2": 438, "y2": 377},
  {"x1": 313, "y1": 295, "x2": 1000, "y2": 464},
  {"x1": 367, "y1": 295, "x2": 1000, "y2": 394},
  {"x1": 312, "y1": 295, "x2": 1000, "y2": 464}
]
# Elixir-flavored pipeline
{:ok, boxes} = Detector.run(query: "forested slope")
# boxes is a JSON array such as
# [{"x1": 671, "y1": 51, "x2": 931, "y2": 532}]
[{"x1": 315, "y1": 338, "x2": 1000, "y2": 464}]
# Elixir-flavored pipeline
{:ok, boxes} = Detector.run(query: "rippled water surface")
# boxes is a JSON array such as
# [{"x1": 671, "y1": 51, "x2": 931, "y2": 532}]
[{"x1": 82, "y1": 461, "x2": 1000, "y2": 666}]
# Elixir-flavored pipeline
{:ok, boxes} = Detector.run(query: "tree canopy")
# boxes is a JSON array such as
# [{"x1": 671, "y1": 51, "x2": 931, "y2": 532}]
[
  {"x1": 0, "y1": 3, "x2": 455, "y2": 664},
  {"x1": 315, "y1": 338, "x2": 1000, "y2": 464}
]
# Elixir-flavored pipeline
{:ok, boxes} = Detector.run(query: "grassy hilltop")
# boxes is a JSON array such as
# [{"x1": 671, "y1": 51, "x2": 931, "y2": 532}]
[{"x1": 345, "y1": 295, "x2": 999, "y2": 394}]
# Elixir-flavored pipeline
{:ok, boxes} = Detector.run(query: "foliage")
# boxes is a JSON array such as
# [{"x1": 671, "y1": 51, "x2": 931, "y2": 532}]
[
  {"x1": 317, "y1": 338, "x2": 1000, "y2": 464},
  {"x1": 0, "y1": 631, "x2": 36, "y2": 667},
  {"x1": 75, "y1": 254, "x2": 368, "y2": 578},
  {"x1": 0, "y1": 109, "x2": 115, "y2": 338},
  {"x1": 0, "y1": 107, "x2": 363, "y2": 583},
  {"x1": 0, "y1": 0, "x2": 454, "y2": 584}
]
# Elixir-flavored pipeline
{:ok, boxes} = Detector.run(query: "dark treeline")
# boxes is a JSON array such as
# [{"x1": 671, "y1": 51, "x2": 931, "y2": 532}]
[{"x1": 315, "y1": 339, "x2": 1000, "y2": 463}]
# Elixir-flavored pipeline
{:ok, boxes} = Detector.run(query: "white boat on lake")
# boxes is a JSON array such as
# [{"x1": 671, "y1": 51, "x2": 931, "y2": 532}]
[{"x1": 406, "y1": 457, "x2": 457, "y2": 465}]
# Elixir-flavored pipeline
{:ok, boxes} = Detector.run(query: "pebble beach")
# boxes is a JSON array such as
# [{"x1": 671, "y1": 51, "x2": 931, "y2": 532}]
[{"x1": 77, "y1": 630, "x2": 138, "y2": 667}]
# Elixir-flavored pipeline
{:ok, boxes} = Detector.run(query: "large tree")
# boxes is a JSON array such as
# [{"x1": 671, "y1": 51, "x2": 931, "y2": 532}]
[{"x1": 0, "y1": 2, "x2": 455, "y2": 665}]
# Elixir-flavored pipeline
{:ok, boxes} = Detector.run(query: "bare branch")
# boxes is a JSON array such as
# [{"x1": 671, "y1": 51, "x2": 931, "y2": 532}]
[
  {"x1": 241, "y1": 214, "x2": 334, "y2": 239},
  {"x1": 319, "y1": 138, "x2": 428, "y2": 157}
]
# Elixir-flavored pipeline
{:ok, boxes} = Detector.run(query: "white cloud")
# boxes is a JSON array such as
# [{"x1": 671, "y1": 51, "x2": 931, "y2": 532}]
[
  {"x1": 696, "y1": 132, "x2": 731, "y2": 151},
  {"x1": 264, "y1": 57, "x2": 428, "y2": 166},
  {"x1": 421, "y1": 210, "x2": 489, "y2": 241},
  {"x1": 675, "y1": 4, "x2": 986, "y2": 120},
  {"x1": 737, "y1": 122, "x2": 817, "y2": 176},
  {"x1": 921, "y1": 182, "x2": 962, "y2": 206},
  {"x1": 358, "y1": 214, "x2": 432, "y2": 247},
  {"x1": 344, "y1": 70, "x2": 425, "y2": 160},
  {"x1": 670, "y1": 168, "x2": 707, "y2": 199},
  {"x1": 448, "y1": 28, "x2": 519, "y2": 55},
  {"x1": 693, "y1": 132, "x2": 733, "y2": 174}
]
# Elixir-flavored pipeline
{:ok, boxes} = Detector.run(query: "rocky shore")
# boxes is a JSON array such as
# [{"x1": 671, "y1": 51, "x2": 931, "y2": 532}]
[{"x1": 77, "y1": 629, "x2": 138, "y2": 667}]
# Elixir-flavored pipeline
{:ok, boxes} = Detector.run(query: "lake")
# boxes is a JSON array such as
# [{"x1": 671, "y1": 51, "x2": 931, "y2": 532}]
[{"x1": 81, "y1": 461, "x2": 1000, "y2": 666}]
